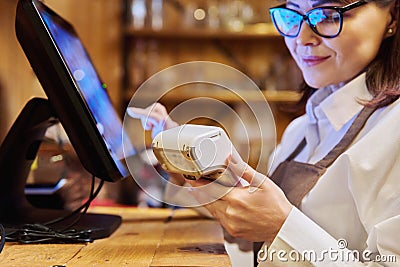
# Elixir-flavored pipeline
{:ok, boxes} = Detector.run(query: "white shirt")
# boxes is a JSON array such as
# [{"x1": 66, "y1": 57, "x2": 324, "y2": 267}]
[{"x1": 264, "y1": 73, "x2": 400, "y2": 266}]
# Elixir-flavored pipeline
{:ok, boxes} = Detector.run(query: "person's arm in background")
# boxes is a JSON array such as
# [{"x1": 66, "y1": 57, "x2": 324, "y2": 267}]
[
  {"x1": 127, "y1": 103, "x2": 178, "y2": 138},
  {"x1": 127, "y1": 103, "x2": 213, "y2": 217}
]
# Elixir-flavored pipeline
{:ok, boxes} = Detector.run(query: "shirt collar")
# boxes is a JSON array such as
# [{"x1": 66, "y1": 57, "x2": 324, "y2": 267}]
[{"x1": 306, "y1": 73, "x2": 373, "y2": 131}]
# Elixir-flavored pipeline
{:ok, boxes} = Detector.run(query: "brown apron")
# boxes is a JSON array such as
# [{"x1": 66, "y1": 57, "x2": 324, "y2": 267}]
[
  {"x1": 270, "y1": 106, "x2": 375, "y2": 208},
  {"x1": 253, "y1": 106, "x2": 376, "y2": 265}
]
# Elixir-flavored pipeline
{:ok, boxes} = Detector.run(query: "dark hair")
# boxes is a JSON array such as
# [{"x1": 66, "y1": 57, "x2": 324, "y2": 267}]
[{"x1": 297, "y1": 0, "x2": 400, "y2": 108}]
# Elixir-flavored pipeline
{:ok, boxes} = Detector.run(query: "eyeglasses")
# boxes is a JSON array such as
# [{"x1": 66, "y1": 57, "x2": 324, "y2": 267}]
[{"x1": 269, "y1": 0, "x2": 368, "y2": 38}]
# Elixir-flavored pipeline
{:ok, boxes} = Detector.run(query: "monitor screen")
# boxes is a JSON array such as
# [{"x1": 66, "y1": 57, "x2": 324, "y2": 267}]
[{"x1": 16, "y1": 0, "x2": 136, "y2": 182}]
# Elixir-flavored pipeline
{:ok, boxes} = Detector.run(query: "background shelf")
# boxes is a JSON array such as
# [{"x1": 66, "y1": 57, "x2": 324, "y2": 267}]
[
  {"x1": 125, "y1": 88, "x2": 301, "y2": 104},
  {"x1": 125, "y1": 23, "x2": 281, "y2": 40}
]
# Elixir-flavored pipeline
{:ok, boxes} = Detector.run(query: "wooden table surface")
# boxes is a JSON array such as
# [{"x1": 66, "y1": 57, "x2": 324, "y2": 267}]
[{"x1": 0, "y1": 207, "x2": 231, "y2": 267}]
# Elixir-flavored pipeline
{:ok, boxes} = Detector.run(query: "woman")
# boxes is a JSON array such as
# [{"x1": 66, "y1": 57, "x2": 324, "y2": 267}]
[{"x1": 129, "y1": 0, "x2": 399, "y2": 265}]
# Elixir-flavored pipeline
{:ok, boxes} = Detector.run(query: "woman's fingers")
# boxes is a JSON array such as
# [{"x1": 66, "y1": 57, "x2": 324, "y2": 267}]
[
  {"x1": 227, "y1": 155, "x2": 266, "y2": 190},
  {"x1": 187, "y1": 178, "x2": 235, "y2": 201}
]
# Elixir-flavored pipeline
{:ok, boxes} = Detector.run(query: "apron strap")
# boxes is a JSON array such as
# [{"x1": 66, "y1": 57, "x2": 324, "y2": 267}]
[
  {"x1": 269, "y1": 106, "x2": 376, "y2": 208},
  {"x1": 286, "y1": 138, "x2": 307, "y2": 161},
  {"x1": 315, "y1": 106, "x2": 376, "y2": 168}
]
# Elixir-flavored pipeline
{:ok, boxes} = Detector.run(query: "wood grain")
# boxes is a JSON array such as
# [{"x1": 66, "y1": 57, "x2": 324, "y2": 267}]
[{"x1": 0, "y1": 207, "x2": 231, "y2": 267}]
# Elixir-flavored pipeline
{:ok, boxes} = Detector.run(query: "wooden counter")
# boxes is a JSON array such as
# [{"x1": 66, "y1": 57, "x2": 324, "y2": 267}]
[{"x1": 0, "y1": 207, "x2": 231, "y2": 267}]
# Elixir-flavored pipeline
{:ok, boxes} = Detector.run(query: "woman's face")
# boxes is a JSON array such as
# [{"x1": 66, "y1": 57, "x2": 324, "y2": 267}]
[{"x1": 284, "y1": 0, "x2": 393, "y2": 88}]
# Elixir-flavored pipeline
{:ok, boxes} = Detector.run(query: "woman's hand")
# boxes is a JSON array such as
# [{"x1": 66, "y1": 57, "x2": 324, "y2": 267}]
[
  {"x1": 127, "y1": 102, "x2": 178, "y2": 132},
  {"x1": 188, "y1": 154, "x2": 293, "y2": 244}
]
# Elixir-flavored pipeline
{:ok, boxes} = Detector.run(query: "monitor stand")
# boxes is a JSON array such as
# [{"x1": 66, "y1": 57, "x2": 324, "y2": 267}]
[{"x1": 0, "y1": 98, "x2": 121, "y2": 240}]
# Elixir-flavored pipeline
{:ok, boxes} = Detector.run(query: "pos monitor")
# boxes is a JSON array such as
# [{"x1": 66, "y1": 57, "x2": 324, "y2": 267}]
[{"x1": 0, "y1": 0, "x2": 136, "y2": 240}]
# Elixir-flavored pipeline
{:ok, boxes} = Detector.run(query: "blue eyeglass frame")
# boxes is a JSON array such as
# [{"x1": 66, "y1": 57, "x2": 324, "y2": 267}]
[{"x1": 269, "y1": 0, "x2": 368, "y2": 38}]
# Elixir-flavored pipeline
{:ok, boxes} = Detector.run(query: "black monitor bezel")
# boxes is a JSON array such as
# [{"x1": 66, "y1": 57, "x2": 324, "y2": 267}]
[{"x1": 15, "y1": 0, "x2": 129, "y2": 182}]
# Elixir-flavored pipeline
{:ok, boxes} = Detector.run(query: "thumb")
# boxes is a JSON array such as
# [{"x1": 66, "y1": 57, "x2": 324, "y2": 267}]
[{"x1": 227, "y1": 155, "x2": 266, "y2": 191}]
